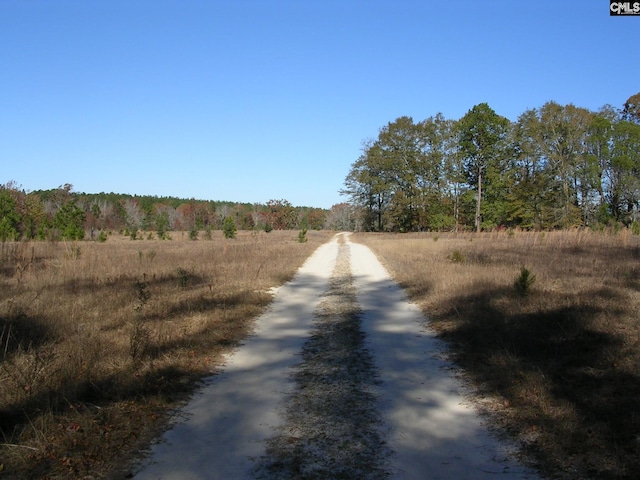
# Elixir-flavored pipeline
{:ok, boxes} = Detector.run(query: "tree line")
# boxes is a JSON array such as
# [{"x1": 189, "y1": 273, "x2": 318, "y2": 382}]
[
  {"x1": 0, "y1": 183, "x2": 332, "y2": 241},
  {"x1": 342, "y1": 93, "x2": 640, "y2": 232}
]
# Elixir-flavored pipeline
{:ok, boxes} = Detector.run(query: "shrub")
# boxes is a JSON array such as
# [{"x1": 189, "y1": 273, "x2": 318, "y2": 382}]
[
  {"x1": 297, "y1": 228, "x2": 308, "y2": 243},
  {"x1": 176, "y1": 267, "x2": 190, "y2": 288},
  {"x1": 449, "y1": 250, "x2": 465, "y2": 263}
]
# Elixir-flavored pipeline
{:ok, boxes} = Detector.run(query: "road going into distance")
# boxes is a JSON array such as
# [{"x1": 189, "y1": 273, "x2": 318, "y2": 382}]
[{"x1": 133, "y1": 233, "x2": 539, "y2": 480}]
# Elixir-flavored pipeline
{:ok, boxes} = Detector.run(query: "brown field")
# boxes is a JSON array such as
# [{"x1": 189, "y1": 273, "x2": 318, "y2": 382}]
[
  {"x1": 0, "y1": 229, "x2": 333, "y2": 479},
  {"x1": 354, "y1": 229, "x2": 640, "y2": 480}
]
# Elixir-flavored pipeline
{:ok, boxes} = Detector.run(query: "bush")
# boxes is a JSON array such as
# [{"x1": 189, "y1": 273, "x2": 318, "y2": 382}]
[
  {"x1": 297, "y1": 228, "x2": 308, "y2": 243},
  {"x1": 448, "y1": 250, "x2": 465, "y2": 263},
  {"x1": 176, "y1": 267, "x2": 190, "y2": 288}
]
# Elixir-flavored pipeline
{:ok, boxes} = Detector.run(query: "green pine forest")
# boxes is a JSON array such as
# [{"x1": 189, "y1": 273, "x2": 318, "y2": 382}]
[{"x1": 342, "y1": 93, "x2": 640, "y2": 232}]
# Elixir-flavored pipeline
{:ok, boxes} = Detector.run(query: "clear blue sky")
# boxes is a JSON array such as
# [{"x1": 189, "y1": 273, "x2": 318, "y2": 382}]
[{"x1": 1, "y1": 0, "x2": 638, "y2": 209}]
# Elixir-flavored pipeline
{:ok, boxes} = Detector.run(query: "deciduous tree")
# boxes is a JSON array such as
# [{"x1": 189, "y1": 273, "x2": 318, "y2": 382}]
[{"x1": 457, "y1": 103, "x2": 511, "y2": 232}]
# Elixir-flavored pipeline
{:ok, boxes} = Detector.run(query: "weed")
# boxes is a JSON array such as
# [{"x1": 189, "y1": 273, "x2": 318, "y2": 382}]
[
  {"x1": 64, "y1": 242, "x2": 81, "y2": 260},
  {"x1": 130, "y1": 281, "x2": 151, "y2": 363},
  {"x1": 448, "y1": 250, "x2": 465, "y2": 263},
  {"x1": 176, "y1": 267, "x2": 190, "y2": 288}
]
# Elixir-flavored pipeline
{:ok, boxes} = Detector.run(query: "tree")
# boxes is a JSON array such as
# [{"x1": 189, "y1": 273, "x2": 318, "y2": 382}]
[
  {"x1": 537, "y1": 102, "x2": 593, "y2": 227},
  {"x1": 54, "y1": 199, "x2": 85, "y2": 240},
  {"x1": 509, "y1": 109, "x2": 550, "y2": 228},
  {"x1": 374, "y1": 116, "x2": 427, "y2": 231},
  {"x1": 608, "y1": 119, "x2": 640, "y2": 223},
  {"x1": 421, "y1": 114, "x2": 458, "y2": 231},
  {"x1": 585, "y1": 108, "x2": 616, "y2": 223},
  {"x1": 325, "y1": 203, "x2": 356, "y2": 231},
  {"x1": 222, "y1": 216, "x2": 237, "y2": 239},
  {"x1": 265, "y1": 199, "x2": 297, "y2": 230},
  {"x1": 342, "y1": 141, "x2": 392, "y2": 231},
  {"x1": 457, "y1": 103, "x2": 511, "y2": 232},
  {"x1": 622, "y1": 92, "x2": 640, "y2": 124},
  {"x1": 0, "y1": 188, "x2": 20, "y2": 241}
]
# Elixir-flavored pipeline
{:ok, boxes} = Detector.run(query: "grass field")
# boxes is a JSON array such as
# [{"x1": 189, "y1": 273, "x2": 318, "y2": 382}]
[
  {"x1": 3, "y1": 228, "x2": 639, "y2": 479},
  {"x1": 0, "y1": 229, "x2": 332, "y2": 479},
  {"x1": 355, "y1": 229, "x2": 640, "y2": 480}
]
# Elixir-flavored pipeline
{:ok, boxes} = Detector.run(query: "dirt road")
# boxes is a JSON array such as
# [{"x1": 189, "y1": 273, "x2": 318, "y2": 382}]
[{"x1": 133, "y1": 234, "x2": 539, "y2": 479}]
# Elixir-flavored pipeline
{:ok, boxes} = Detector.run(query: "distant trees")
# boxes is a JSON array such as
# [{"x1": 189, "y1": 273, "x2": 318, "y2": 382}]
[
  {"x1": 0, "y1": 184, "x2": 331, "y2": 241},
  {"x1": 0, "y1": 188, "x2": 20, "y2": 241},
  {"x1": 343, "y1": 92, "x2": 640, "y2": 232},
  {"x1": 342, "y1": 115, "x2": 459, "y2": 232}
]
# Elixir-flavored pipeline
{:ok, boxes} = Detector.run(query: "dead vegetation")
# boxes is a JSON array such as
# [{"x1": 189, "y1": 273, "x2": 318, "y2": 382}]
[
  {"x1": 355, "y1": 229, "x2": 640, "y2": 480},
  {"x1": 0, "y1": 229, "x2": 332, "y2": 479}
]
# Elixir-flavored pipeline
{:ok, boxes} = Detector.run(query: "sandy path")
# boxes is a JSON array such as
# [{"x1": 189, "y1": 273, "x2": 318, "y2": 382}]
[{"x1": 133, "y1": 233, "x2": 539, "y2": 479}]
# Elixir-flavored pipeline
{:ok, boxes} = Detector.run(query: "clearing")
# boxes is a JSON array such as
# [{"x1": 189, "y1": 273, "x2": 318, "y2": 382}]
[{"x1": 132, "y1": 233, "x2": 539, "y2": 479}]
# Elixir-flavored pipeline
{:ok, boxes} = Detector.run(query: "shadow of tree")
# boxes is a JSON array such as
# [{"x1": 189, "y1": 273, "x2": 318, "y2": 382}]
[{"x1": 432, "y1": 286, "x2": 640, "y2": 478}]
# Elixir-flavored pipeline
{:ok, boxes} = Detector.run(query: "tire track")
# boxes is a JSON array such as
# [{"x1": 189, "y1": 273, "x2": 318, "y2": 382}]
[{"x1": 255, "y1": 238, "x2": 391, "y2": 479}]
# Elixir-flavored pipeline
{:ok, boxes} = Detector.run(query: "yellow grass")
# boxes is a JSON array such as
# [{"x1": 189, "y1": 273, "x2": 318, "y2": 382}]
[
  {"x1": 0, "y1": 229, "x2": 333, "y2": 478},
  {"x1": 355, "y1": 229, "x2": 640, "y2": 479}
]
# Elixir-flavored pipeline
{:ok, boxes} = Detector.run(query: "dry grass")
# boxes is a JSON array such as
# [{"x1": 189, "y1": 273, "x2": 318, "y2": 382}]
[
  {"x1": 355, "y1": 229, "x2": 640, "y2": 480},
  {"x1": 0, "y1": 229, "x2": 332, "y2": 479}
]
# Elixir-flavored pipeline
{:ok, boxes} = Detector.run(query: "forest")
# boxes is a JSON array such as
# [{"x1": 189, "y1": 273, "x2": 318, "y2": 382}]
[
  {"x1": 342, "y1": 93, "x2": 640, "y2": 232},
  {"x1": 0, "y1": 184, "x2": 344, "y2": 241}
]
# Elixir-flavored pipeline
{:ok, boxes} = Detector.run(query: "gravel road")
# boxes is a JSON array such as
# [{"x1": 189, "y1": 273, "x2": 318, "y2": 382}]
[{"x1": 133, "y1": 233, "x2": 539, "y2": 480}]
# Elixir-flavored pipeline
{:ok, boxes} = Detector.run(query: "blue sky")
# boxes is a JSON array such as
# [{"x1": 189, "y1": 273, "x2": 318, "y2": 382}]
[{"x1": 1, "y1": 0, "x2": 638, "y2": 209}]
